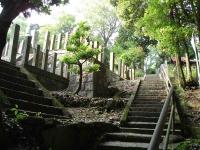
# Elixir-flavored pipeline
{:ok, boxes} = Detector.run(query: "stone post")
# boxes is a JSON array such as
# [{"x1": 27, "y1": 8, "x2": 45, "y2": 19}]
[
  {"x1": 60, "y1": 62, "x2": 64, "y2": 77},
  {"x1": 32, "y1": 45, "x2": 40, "y2": 67},
  {"x1": 22, "y1": 36, "x2": 32, "y2": 66},
  {"x1": 42, "y1": 31, "x2": 50, "y2": 71},
  {"x1": 98, "y1": 45, "x2": 103, "y2": 62},
  {"x1": 50, "y1": 35, "x2": 56, "y2": 50},
  {"x1": 122, "y1": 62, "x2": 125, "y2": 78},
  {"x1": 31, "y1": 30, "x2": 39, "y2": 49},
  {"x1": 66, "y1": 64, "x2": 70, "y2": 79},
  {"x1": 8, "y1": 24, "x2": 20, "y2": 64},
  {"x1": 110, "y1": 52, "x2": 115, "y2": 71},
  {"x1": 118, "y1": 59, "x2": 122, "y2": 77},
  {"x1": 52, "y1": 53, "x2": 57, "y2": 74},
  {"x1": 57, "y1": 33, "x2": 62, "y2": 49},
  {"x1": 2, "y1": 41, "x2": 9, "y2": 57},
  {"x1": 64, "y1": 33, "x2": 68, "y2": 49},
  {"x1": 43, "y1": 31, "x2": 50, "y2": 52}
]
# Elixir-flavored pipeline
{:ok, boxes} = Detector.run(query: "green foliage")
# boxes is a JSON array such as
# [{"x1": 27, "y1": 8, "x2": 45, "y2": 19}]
[
  {"x1": 175, "y1": 139, "x2": 200, "y2": 150},
  {"x1": 121, "y1": 47, "x2": 145, "y2": 67},
  {"x1": 61, "y1": 22, "x2": 100, "y2": 66},
  {"x1": 10, "y1": 105, "x2": 29, "y2": 122},
  {"x1": 84, "y1": 64, "x2": 100, "y2": 73}
]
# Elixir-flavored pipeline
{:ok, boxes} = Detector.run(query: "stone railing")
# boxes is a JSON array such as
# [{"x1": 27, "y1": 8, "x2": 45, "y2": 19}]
[{"x1": 1, "y1": 24, "x2": 136, "y2": 80}]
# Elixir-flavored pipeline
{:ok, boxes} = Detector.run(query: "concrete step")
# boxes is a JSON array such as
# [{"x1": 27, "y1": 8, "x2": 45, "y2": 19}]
[
  {"x1": 137, "y1": 92, "x2": 167, "y2": 96},
  {"x1": 128, "y1": 111, "x2": 160, "y2": 117},
  {"x1": 0, "y1": 79, "x2": 43, "y2": 96},
  {"x1": 136, "y1": 96, "x2": 166, "y2": 100},
  {"x1": 103, "y1": 132, "x2": 152, "y2": 143},
  {"x1": 120, "y1": 127, "x2": 182, "y2": 135},
  {"x1": 132, "y1": 104, "x2": 163, "y2": 108},
  {"x1": 132, "y1": 99, "x2": 163, "y2": 106},
  {"x1": 124, "y1": 122, "x2": 157, "y2": 129},
  {"x1": 0, "y1": 72, "x2": 35, "y2": 88},
  {"x1": 127, "y1": 116, "x2": 159, "y2": 122},
  {"x1": 129, "y1": 107, "x2": 162, "y2": 112},
  {"x1": 8, "y1": 98, "x2": 63, "y2": 116},
  {"x1": 98, "y1": 141, "x2": 148, "y2": 150},
  {"x1": 0, "y1": 64, "x2": 27, "y2": 79},
  {"x1": 0, "y1": 60, "x2": 20, "y2": 71},
  {"x1": 1, "y1": 87, "x2": 53, "y2": 105},
  {"x1": 140, "y1": 87, "x2": 166, "y2": 90}
]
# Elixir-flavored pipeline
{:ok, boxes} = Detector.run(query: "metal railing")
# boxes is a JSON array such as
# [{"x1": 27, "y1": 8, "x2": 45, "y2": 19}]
[{"x1": 148, "y1": 63, "x2": 177, "y2": 150}]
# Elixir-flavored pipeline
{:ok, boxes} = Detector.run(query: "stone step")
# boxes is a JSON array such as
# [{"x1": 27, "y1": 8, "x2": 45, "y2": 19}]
[
  {"x1": 124, "y1": 122, "x2": 157, "y2": 129},
  {"x1": 0, "y1": 72, "x2": 35, "y2": 88},
  {"x1": 137, "y1": 92, "x2": 167, "y2": 98},
  {"x1": 1, "y1": 87, "x2": 53, "y2": 105},
  {"x1": 127, "y1": 116, "x2": 159, "y2": 122},
  {"x1": 129, "y1": 107, "x2": 162, "y2": 112},
  {"x1": 0, "y1": 60, "x2": 20, "y2": 71},
  {"x1": 98, "y1": 141, "x2": 149, "y2": 150},
  {"x1": 132, "y1": 104, "x2": 163, "y2": 108},
  {"x1": 128, "y1": 111, "x2": 160, "y2": 117},
  {"x1": 8, "y1": 98, "x2": 63, "y2": 116},
  {"x1": 120, "y1": 127, "x2": 182, "y2": 135},
  {"x1": 136, "y1": 96, "x2": 166, "y2": 100},
  {"x1": 103, "y1": 132, "x2": 152, "y2": 143},
  {"x1": 139, "y1": 87, "x2": 166, "y2": 90},
  {"x1": 0, "y1": 79, "x2": 43, "y2": 96},
  {"x1": 133, "y1": 101, "x2": 164, "y2": 105},
  {"x1": 0, "y1": 64, "x2": 27, "y2": 79}
]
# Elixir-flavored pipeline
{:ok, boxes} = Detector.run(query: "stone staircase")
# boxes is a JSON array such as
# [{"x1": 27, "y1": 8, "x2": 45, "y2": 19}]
[
  {"x1": 0, "y1": 60, "x2": 69, "y2": 119},
  {"x1": 97, "y1": 74, "x2": 181, "y2": 150}
]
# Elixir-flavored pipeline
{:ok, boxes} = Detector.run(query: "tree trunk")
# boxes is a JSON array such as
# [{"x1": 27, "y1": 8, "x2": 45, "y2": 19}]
[
  {"x1": 0, "y1": 17, "x2": 12, "y2": 57},
  {"x1": 74, "y1": 63, "x2": 83, "y2": 95},
  {"x1": 0, "y1": 4, "x2": 21, "y2": 57},
  {"x1": 184, "y1": 41, "x2": 193, "y2": 81},
  {"x1": 175, "y1": 52, "x2": 186, "y2": 87}
]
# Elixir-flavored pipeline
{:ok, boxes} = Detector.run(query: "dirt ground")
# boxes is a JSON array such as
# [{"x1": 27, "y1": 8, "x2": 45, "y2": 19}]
[{"x1": 184, "y1": 89, "x2": 200, "y2": 126}]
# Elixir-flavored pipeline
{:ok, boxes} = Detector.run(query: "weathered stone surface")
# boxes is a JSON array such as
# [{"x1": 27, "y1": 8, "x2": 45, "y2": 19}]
[{"x1": 42, "y1": 122, "x2": 119, "y2": 150}]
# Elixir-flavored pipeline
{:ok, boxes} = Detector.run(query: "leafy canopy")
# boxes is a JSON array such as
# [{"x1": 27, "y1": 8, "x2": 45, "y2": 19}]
[{"x1": 61, "y1": 22, "x2": 100, "y2": 71}]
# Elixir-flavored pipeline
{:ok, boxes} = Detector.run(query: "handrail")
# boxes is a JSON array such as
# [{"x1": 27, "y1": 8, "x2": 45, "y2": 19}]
[
  {"x1": 148, "y1": 86, "x2": 174, "y2": 150},
  {"x1": 148, "y1": 62, "x2": 178, "y2": 150}
]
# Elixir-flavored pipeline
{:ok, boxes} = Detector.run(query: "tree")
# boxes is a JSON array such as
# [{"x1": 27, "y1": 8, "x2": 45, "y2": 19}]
[
  {"x1": 0, "y1": 0, "x2": 68, "y2": 57},
  {"x1": 82, "y1": 0, "x2": 120, "y2": 64},
  {"x1": 39, "y1": 13, "x2": 76, "y2": 45},
  {"x1": 121, "y1": 47, "x2": 145, "y2": 79},
  {"x1": 61, "y1": 22, "x2": 100, "y2": 94}
]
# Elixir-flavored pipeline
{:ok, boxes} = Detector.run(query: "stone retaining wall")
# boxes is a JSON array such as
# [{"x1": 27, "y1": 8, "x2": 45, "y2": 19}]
[{"x1": 67, "y1": 62, "x2": 121, "y2": 97}]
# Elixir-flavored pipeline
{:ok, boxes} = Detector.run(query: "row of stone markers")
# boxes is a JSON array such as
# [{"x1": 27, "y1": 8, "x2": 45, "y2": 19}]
[{"x1": 2, "y1": 24, "x2": 135, "y2": 80}]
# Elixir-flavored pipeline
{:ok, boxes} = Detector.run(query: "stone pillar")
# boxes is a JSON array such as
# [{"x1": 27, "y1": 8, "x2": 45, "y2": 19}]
[
  {"x1": 31, "y1": 30, "x2": 39, "y2": 49},
  {"x1": 64, "y1": 33, "x2": 68, "y2": 49},
  {"x1": 122, "y1": 62, "x2": 125, "y2": 78},
  {"x1": 42, "y1": 31, "x2": 50, "y2": 71},
  {"x1": 52, "y1": 53, "x2": 57, "y2": 74},
  {"x1": 98, "y1": 45, "x2": 103, "y2": 62},
  {"x1": 50, "y1": 35, "x2": 56, "y2": 50},
  {"x1": 118, "y1": 59, "x2": 122, "y2": 77},
  {"x1": 66, "y1": 64, "x2": 70, "y2": 79},
  {"x1": 7, "y1": 24, "x2": 20, "y2": 64},
  {"x1": 32, "y1": 45, "x2": 40, "y2": 67},
  {"x1": 22, "y1": 36, "x2": 32, "y2": 66},
  {"x1": 110, "y1": 52, "x2": 115, "y2": 71},
  {"x1": 57, "y1": 33, "x2": 62, "y2": 49},
  {"x1": 60, "y1": 62, "x2": 64, "y2": 77},
  {"x1": 43, "y1": 31, "x2": 50, "y2": 52},
  {"x1": 2, "y1": 42, "x2": 9, "y2": 57}
]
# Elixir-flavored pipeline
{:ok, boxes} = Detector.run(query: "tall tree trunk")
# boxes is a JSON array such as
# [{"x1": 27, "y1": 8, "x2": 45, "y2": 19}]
[
  {"x1": 175, "y1": 52, "x2": 186, "y2": 87},
  {"x1": 0, "y1": 18, "x2": 12, "y2": 57},
  {"x1": 183, "y1": 41, "x2": 193, "y2": 81},
  {"x1": 74, "y1": 63, "x2": 83, "y2": 95},
  {"x1": 0, "y1": 4, "x2": 21, "y2": 57}
]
